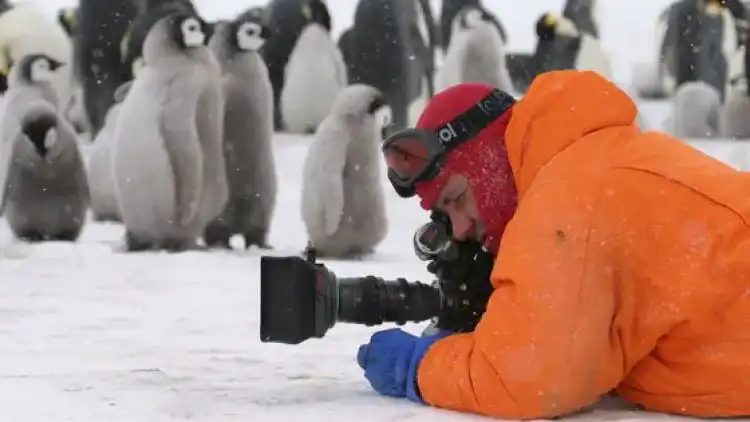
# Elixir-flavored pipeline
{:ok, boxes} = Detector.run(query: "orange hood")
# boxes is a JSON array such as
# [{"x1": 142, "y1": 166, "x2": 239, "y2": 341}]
[{"x1": 504, "y1": 70, "x2": 639, "y2": 195}]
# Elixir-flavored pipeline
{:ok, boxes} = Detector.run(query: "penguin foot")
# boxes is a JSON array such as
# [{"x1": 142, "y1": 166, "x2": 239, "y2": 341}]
[
  {"x1": 124, "y1": 231, "x2": 154, "y2": 252},
  {"x1": 243, "y1": 229, "x2": 270, "y2": 250},
  {"x1": 161, "y1": 239, "x2": 203, "y2": 253},
  {"x1": 204, "y1": 222, "x2": 233, "y2": 249},
  {"x1": 16, "y1": 230, "x2": 45, "y2": 243},
  {"x1": 93, "y1": 212, "x2": 121, "y2": 223},
  {"x1": 50, "y1": 229, "x2": 81, "y2": 242}
]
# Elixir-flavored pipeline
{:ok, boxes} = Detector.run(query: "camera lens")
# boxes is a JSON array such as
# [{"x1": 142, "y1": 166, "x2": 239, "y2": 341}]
[
  {"x1": 336, "y1": 276, "x2": 442, "y2": 326},
  {"x1": 413, "y1": 221, "x2": 452, "y2": 261}
]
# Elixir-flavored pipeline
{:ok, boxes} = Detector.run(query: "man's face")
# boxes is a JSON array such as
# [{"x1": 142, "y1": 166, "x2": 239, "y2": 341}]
[{"x1": 432, "y1": 173, "x2": 485, "y2": 243}]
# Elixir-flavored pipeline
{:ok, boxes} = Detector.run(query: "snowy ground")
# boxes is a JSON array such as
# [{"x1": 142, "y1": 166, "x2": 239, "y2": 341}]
[
  {"x1": 2, "y1": 119, "x2": 750, "y2": 422},
  {"x1": 2, "y1": 0, "x2": 750, "y2": 421}
]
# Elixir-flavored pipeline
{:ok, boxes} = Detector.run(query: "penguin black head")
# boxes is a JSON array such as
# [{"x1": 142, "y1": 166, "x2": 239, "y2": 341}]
[
  {"x1": 167, "y1": 12, "x2": 209, "y2": 50},
  {"x1": 704, "y1": 0, "x2": 727, "y2": 15},
  {"x1": 229, "y1": 17, "x2": 272, "y2": 52},
  {"x1": 535, "y1": 12, "x2": 557, "y2": 41},
  {"x1": 22, "y1": 114, "x2": 57, "y2": 158},
  {"x1": 535, "y1": 12, "x2": 579, "y2": 41},
  {"x1": 20, "y1": 54, "x2": 63, "y2": 85},
  {"x1": 366, "y1": 94, "x2": 393, "y2": 139},
  {"x1": 302, "y1": 0, "x2": 332, "y2": 32}
]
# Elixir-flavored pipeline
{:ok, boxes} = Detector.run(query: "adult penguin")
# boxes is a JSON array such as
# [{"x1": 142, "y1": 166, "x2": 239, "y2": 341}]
[
  {"x1": 509, "y1": 12, "x2": 610, "y2": 94},
  {"x1": 341, "y1": 0, "x2": 434, "y2": 133},
  {"x1": 667, "y1": 0, "x2": 738, "y2": 101},
  {"x1": 76, "y1": 0, "x2": 137, "y2": 137},
  {"x1": 279, "y1": 0, "x2": 345, "y2": 133},
  {"x1": 562, "y1": 0, "x2": 599, "y2": 37},
  {"x1": 439, "y1": 0, "x2": 506, "y2": 52},
  {"x1": 436, "y1": 5, "x2": 514, "y2": 94},
  {"x1": 260, "y1": 0, "x2": 333, "y2": 130}
]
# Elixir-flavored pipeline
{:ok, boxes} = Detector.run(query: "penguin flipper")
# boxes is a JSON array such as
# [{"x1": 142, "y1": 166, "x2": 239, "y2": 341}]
[{"x1": 159, "y1": 115, "x2": 203, "y2": 227}]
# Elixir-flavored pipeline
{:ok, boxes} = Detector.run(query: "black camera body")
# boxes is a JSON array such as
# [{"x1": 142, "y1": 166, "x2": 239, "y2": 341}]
[{"x1": 259, "y1": 212, "x2": 496, "y2": 345}]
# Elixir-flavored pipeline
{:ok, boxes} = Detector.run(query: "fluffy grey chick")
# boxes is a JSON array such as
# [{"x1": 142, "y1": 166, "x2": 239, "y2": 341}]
[
  {"x1": 111, "y1": 10, "x2": 228, "y2": 252},
  {"x1": 670, "y1": 80, "x2": 721, "y2": 138},
  {"x1": 1, "y1": 99, "x2": 89, "y2": 242},
  {"x1": 301, "y1": 84, "x2": 391, "y2": 258},
  {"x1": 204, "y1": 17, "x2": 277, "y2": 249}
]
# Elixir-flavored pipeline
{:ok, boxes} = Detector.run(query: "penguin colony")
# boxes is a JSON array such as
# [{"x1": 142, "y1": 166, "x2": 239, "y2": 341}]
[
  {"x1": 632, "y1": 0, "x2": 750, "y2": 139},
  {"x1": 5, "y1": 0, "x2": 739, "y2": 257}
]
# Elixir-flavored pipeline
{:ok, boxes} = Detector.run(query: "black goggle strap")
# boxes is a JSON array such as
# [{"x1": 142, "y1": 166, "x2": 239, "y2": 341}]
[{"x1": 434, "y1": 88, "x2": 516, "y2": 153}]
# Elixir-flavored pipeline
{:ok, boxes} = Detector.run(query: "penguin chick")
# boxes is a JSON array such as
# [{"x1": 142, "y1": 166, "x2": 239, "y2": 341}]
[
  {"x1": 280, "y1": 0, "x2": 346, "y2": 134},
  {"x1": 670, "y1": 80, "x2": 722, "y2": 138},
  {"x1": 112, "y1": 10, "x2": 227, "y2": 252},
  {"x1": 720, "y1": 81, "x2": 750, "y2": 138},
  {"x1": 5, "y1": 53, "x2": 63, "y2": 106},
  {"x1": 1, "y1": 101, "x2": 89, "y2": 242},
  {"x1": 86, "y1": 80, "x2": 133, "y2": 222},
  {"x1": 204, "y1": 18, "x2": 277, "y2": 250},
  {"x1": 300, "y1": 84, "x2": 391, "y2": 258}
]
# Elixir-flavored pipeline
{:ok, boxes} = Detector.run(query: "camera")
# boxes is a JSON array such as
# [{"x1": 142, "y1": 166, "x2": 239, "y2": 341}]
[{"x1": 259, "y1": 212, "x2": 495, "y2": 345}]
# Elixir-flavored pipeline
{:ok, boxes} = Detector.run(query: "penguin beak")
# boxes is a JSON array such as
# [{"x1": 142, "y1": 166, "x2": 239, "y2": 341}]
[{"x1": 49, "y1": 59, "x2": 64, "y2": 72}]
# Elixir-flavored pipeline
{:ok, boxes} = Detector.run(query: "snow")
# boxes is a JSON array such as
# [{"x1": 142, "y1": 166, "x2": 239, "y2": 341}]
[{"x1": 1, "y1": 0, "x2": 749, "y2": 421}]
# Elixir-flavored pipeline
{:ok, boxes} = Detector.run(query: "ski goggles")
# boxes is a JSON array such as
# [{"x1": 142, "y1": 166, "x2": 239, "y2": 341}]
[{"x1": 382, "y1": 88, "x2": 516, "y2": 198}]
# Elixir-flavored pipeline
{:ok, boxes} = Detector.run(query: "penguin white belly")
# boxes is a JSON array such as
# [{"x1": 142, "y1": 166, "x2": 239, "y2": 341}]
[
  {"x1": 281, "y1": 24, "x2": 346, "y2": 134},
  {"x1": 574, "y1": 33, "x2": 612, "y2": 79},
  {"x1": 87, "y1": 104, "x2": 121, "y2": 221},
  {"x1": 435, "y1": 30, "x2": 468, "y2": 92},
  {"x1": 112, "y1": 98, "x2": 175, "y2": 240}
]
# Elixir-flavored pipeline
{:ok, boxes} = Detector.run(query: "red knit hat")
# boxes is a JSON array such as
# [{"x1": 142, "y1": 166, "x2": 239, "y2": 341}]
[{"x1": 413, "y1": 83, "x2": 518, "y2": 253}]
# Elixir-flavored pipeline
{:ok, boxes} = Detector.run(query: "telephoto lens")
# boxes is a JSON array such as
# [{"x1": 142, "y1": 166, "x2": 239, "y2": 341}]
[{"x1": 259, "y1": 246, "x2": 443, "y2": 345}]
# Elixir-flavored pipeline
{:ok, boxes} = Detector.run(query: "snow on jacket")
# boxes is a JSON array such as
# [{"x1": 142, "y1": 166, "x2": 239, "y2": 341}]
[{"x1": 417, "y1": 69, "x2": 750, "y2": 419}]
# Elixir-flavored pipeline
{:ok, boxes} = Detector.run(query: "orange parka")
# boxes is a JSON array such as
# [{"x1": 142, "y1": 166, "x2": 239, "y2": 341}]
[{"x1": 416, "y1": 70, "x2": 750, "y2": 419}]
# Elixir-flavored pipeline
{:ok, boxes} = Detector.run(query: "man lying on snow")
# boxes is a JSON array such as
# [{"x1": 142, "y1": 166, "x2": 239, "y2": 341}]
[{"x1": 357, "y1": 70, "x2": 750, "y2": 419}]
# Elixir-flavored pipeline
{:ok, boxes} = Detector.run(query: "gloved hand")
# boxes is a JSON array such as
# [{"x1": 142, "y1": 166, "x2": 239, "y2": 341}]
[{"x1": 357, "y1": 328, "x2": 452, "y2": 403}]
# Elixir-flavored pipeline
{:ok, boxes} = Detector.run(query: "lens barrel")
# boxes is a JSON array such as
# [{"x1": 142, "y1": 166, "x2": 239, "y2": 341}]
[{"x1": 336, "y1": 276, "x2": 442, "y2": 326}]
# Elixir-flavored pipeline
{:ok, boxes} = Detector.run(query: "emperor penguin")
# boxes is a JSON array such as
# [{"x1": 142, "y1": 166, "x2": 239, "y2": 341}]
[
  {"x1": 435, "y1": 6, "x2": 514, "y2": 94},
  {"x1": 300, "y1": 84, "x2": 391, "y2": 258},
  {"x1": 204, "y1": 17, "x2": 277, "y2": 250},
  {"x1": 439, "y1": 0, "x2": 506, "y2": 52},
  {"x1": 280, "y1": 0, "x2": 346, "y2": 134},
  {"x1": 340, "y1": 0, "x2": 434, "y2": 135},
  {"x1": 76, "y1": 0, "x2": 137, "y2": 136},
  {"x1": 720, "y1": 79, "x2": 750, "y2": 138},
  {"x1": 86, "y1": 80, "x2": 134, "y2": 223},
  {"x1": 663, "y1": 0, "x2": 739, "y2": 100},
  {"x1": 120, "y1": 0, "x2": 201, "y2": 82},
  {"x1": 0, "y1": 55, "x2": 89, "y2": 242},
  {"x1": 532, "y1": 12, "x2": 612, "y2": 79},
  {"x1": 260, "y1": 0, "x2": 332, "y2": 130},
  {"x1": 669, "y1": 80, "x2": 722, "y2": 138},
  {"x1": 0, "y1": 3, "x2": 74, "y2": 102},
  {"x1": 111, "y1": 10, "x2": 228, "y2": 252}
]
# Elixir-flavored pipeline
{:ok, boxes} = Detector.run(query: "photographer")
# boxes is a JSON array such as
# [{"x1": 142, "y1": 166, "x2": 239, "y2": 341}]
[{"x1": 357, "y1": 70, "x2": 750, "y2": 419}]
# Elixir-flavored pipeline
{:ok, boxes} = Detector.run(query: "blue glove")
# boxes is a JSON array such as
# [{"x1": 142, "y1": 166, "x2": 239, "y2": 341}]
[{"x1": 357, "y1": 328, "x2": 452, "y2": 403}]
